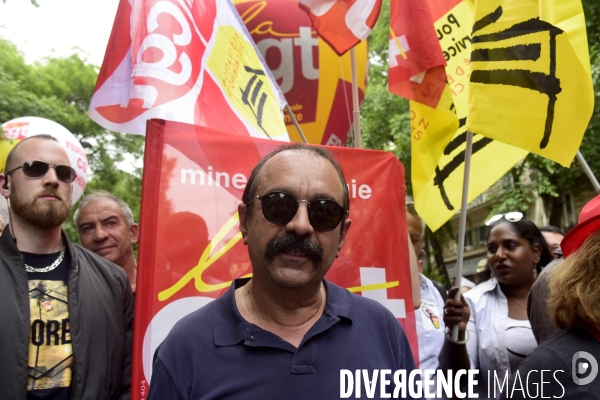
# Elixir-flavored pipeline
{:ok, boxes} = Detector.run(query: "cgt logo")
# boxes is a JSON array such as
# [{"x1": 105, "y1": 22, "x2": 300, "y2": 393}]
[{"x1": 572, "y1": 351, "x2": 598, "y2": 386}]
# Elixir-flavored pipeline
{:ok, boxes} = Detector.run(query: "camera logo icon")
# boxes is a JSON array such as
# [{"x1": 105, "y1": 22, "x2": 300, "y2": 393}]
[{"x1": 572, "y1": 351, "x2": 598, "y2": 385}]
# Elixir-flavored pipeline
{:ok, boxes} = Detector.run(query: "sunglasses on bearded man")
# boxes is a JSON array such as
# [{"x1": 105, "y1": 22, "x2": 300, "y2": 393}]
[
  {"x1": 247, "y1": 191, "x2": 348, "y2": 232},
  {"x1": 5, "y1": 160, "x2": 77, "y2": 184}
]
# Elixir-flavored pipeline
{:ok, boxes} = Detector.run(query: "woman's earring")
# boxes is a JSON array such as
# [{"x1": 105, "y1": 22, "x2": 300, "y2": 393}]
[{"x1": 533, "y1": 264, "x2": 538, "y2": 279}]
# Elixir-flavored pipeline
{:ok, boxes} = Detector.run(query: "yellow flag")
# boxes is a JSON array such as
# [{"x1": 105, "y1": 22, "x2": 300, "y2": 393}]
[
  {"x1": 466, "y1": 0, "x2": 593, "y2": 167},
  {"x1": 411, "y1": 1, "x2": 528, "y2": 232}
]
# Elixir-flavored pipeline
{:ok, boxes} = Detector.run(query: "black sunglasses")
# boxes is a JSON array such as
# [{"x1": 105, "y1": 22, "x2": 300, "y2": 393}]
[
  {"x1": 5, "y1": 160, "x2": 77, "y2": 184},
  {"x1": 248, "y1": 191, "x2": 348, "y2": 232}
]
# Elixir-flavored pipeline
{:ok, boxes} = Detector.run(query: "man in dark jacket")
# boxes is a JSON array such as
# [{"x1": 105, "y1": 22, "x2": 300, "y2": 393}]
[{"x1": 0, "y1": 135, "x2": 133, "y2": 399}]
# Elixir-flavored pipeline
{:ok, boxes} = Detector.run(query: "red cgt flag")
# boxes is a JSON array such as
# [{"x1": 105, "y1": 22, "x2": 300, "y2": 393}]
[
  {"x1": 388, "y1": 0, "x2": 446, "y2": 108},
  {"x1": 89, "y1": 0, "x2": 289, "y2": 140},
  {"x1": 299, "y1": 0, "x2": 382, "y2": 56}
]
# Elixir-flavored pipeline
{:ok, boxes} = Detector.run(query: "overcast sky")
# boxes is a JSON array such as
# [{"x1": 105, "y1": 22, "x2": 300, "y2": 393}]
[{"x1": 0, "y1": 0, "x2": 120, "y2": 66}]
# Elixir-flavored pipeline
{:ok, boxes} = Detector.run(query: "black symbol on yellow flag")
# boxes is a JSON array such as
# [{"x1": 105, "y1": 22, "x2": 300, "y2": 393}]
[
  {"x1": 240, "y1": 66, "x2": 271, "y2": 139},
  {"x1": 433, "y1": 111, "x2": 494, "y2": 210},
  {"x1": 470, "y1": 6, "x2": 562, "y2": 150}
]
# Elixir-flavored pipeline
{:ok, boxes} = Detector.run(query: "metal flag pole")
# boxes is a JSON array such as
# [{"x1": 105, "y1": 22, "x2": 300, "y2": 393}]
[
  {"x1": 284, "y1": 104, "x2": 308, "y2": 143},
  {"x1": 576, "y1": 151, "x2": 600, "y2": 193},
  {"x1": 452, "y1": 131, "x2": 473, "y2": 341},
  {"x1": 350, "y1": 48, "x2": 361, "y2": 148}
]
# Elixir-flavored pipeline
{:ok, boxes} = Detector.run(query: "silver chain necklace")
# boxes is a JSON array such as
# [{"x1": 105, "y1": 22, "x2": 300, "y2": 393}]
[{"x1": 24, "y1": 242, "x2": 66, "y2": 273}]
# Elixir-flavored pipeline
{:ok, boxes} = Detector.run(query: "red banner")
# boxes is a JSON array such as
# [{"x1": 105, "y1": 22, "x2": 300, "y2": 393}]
[
  {"x1": 132, "y1": 119, "x2": 416, "y2": 399},
  {"x1": 298, "y1": 0, "x2": 382, "y2": 56},
  {"x1": 388, "y1": 0, "x2": 447, "y2": 108}
]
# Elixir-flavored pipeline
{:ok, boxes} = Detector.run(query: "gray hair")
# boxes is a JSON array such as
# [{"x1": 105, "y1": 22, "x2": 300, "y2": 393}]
[{"x1": 74, "y1": 191, "x2": 135, "y2": 228}]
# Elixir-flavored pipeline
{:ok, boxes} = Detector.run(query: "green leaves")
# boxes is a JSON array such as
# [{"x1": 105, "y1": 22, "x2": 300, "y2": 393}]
[{"x1": 0, "y1": 38, "x2": 145, "y2": 244}]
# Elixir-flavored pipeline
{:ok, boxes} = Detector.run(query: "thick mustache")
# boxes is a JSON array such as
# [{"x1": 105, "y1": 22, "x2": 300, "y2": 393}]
[{"x1": 266, "y1": 234, "x2": 323, "y2": 268}]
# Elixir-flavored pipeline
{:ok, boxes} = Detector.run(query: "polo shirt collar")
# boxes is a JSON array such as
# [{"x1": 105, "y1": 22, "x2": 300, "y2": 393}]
[{"x1": 213, "y1": 278, "x2": 354, "y2": 347}]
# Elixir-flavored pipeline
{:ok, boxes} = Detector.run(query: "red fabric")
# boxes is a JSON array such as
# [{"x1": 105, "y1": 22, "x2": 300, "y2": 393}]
[
  {"x1": 562, "y1": 194, "x2": 600, "y2": 258},
  {"x1": 298, "y1": 0, "x2": 382, "y2": 56},
  {"x1": 132, "y1": 120, "x2": 418, "y2": 397},
  {"x1": 586, "y1": 326, "x2": 600, "y2": 343},
  {"x1": 388, "y1": 0, "x2": 446, "y2": 108},
  {"x1": 89, "y1": 0, "x2": 285, "y2": 139}
]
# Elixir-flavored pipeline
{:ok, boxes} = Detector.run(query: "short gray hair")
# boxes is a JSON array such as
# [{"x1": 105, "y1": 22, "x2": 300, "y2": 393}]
[{"x1": 74, "y1": 191, "x2": 135, "y2": 228}]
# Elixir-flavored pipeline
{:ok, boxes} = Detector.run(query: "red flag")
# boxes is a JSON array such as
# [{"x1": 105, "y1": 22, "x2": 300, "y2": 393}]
[
  {"x1": 298, "y1": 0, "x2": 382, "y2": 56},
  {"x1": 388, "y1": 0, "x2": 446, "y2": 108},
  {"x1": 89, "y1": 0, "x2": 289, "y2": 140}
]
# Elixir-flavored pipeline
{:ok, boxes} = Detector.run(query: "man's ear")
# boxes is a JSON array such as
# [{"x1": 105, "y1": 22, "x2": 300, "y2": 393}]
[
  {"x1": 0, "y1": 174, "x2": 9, "y2": 199},
  {"x1": 130, "y1": 223, "x2": 140, "y2": 245},
  {"x1": 335, "y1": 218, "x2": 352, "y2": 258},
  {"x1": 238, "y1": 203, "x2": 249, "y2": 245}
]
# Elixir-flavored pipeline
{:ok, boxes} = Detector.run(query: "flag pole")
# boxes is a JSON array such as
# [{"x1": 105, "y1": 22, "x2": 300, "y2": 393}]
[
  {"x1": 576, "y1": 151, "x2": 600, "y2": 193},
  {"x1": 284, "y1": 104, "x2": 308, "y2": 143},
  {"x1": 452, "y1": 131, "x2": 473, "y2": 341},
  {"x1": 350, "y1": 48, "x2": 361, "y2": 148}
]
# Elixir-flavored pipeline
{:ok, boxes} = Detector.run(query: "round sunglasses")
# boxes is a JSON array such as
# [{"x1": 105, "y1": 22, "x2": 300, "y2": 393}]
[
  {"x1": 5, "y1": 160, "x2": 77, "y2": 184},
  {"x1": 248, "y1": 191, "x2": 348, "y2": 232}
]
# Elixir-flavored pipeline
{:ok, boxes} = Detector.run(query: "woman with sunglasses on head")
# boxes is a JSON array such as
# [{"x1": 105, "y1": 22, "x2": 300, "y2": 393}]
[
  {"x1": 438, "y1": 212, "x2": 553, "y2": 398},
  {"x1": 497, "y1": 195, "x2": 600, "y2": 398}
]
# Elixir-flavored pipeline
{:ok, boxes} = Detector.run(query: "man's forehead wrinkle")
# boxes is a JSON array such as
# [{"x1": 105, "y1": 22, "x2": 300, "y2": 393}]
[
  {"x1": 79, "y1": 203, "x2": 124, "y2": 224},
  {"x1": 17, "y1": 139, "x2": 71, "y2": 166},
  {"x1": 257, "y1": 150, "x2": 344, "y2": 199}
]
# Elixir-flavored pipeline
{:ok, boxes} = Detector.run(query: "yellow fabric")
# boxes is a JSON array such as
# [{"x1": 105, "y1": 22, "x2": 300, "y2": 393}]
[
  {"x1": 466, "y1": 0, "x2": 593, "y2": 166},
  {"x1": 411, "y1": 1, "x2": 527, "y2": 232}
]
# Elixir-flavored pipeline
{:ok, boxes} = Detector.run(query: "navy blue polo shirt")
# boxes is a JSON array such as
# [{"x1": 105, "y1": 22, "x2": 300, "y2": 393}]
[{"x1": 148, "y1": 278, "x2": 417, "y2": 400}]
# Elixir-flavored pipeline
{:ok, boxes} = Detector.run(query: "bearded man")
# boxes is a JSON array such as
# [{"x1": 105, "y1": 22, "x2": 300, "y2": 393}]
[{"x1": 0, "y1": 135, "x2": 133, "y2": 399}]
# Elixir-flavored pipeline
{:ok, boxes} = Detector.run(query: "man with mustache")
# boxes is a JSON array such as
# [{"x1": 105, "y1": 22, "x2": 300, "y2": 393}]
[
  {"x1": 0, "y1": 135, "x2": 133, "y2": 399},
  {"x1": 148, "y1": 144, "x2": 417, "y2": 399},
  {"x1": 75, "y1": 191, "x2": 139, "y2": 292}
]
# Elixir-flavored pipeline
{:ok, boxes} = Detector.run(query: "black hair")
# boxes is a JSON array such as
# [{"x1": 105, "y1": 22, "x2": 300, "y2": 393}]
[
  {"x1": 539, "y1": 225, "x2": 566, "y2": 236},
  {"x1": 487, "y1": 219, "x2": 553, "y2": 270},
  {"x1": 241, "y1": 143, "x2": 350, "y2": 229}
]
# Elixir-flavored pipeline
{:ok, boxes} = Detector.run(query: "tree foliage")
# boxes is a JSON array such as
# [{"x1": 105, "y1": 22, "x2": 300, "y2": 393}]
[{"x1": 0, "y1": 38, "x2": 144, "y2": 243}]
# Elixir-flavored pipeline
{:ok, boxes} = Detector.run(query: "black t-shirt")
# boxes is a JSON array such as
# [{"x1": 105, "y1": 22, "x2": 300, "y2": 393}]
[{"x1": 23, "y1": 248, "x2": 73, "y2": 400}]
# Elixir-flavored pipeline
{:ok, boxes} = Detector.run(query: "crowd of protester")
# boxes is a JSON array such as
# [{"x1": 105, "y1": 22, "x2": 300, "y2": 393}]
[
  {"x1": 409, "y1": 195, "x2": 600, "y2": 398},
  {"x1": 1, "y1": 136, "x2": 599, "y2": 399}
]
